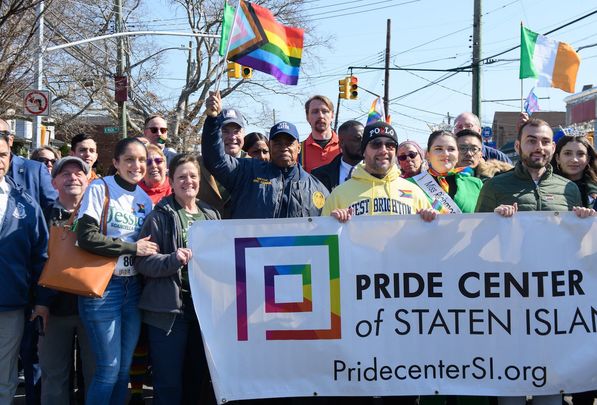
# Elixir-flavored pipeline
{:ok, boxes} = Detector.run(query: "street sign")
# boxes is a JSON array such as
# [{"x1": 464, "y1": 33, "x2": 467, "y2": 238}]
[
  {"x1": 481, "y1": 126, "x2": 493, "y2": 139},
  {"x1": 103, "y1": 126, "x2": 120, "y2": 134},
  {"x1": 23, "y1": 90, "x2": 51, "y2": 116}
]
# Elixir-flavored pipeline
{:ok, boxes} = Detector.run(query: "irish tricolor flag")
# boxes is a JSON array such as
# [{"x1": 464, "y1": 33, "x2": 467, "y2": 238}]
[{"x1": 519, "y1": 26, "x2": 580, "y2": 93}]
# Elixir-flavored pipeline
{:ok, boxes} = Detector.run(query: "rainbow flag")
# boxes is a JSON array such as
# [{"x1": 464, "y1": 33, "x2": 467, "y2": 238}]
[
  {"x1": 225, "y1": 1, "x2": 303, "y2": 85},
  {"x1": 218, "y1": 2, "x2": 235, "y2": 56},
  {"x1": 366, "y1": 97, "x2": 385, "y2": 126},
  {"x1": 399, "y1": 190, "x2": 413, "y2": 199},
  {"x1": 431, "y1": 199, "x2": 451, "y2": 214}
]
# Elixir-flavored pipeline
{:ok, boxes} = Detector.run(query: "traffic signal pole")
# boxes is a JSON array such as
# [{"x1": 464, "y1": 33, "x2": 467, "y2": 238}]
[{"x1": 334, "y1": 93, "x2": 341, "y2": 132}]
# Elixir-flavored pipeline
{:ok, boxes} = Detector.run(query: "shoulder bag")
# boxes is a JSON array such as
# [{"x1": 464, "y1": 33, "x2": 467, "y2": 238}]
[{"x1": 38, "y1": 178, "x2": 117, "y2": 297}]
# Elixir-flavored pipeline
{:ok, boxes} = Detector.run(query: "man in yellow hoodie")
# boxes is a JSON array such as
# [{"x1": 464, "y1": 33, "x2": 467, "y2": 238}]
[{"x1": 323, "y1": 121, "x2": 435, "y2": 221}]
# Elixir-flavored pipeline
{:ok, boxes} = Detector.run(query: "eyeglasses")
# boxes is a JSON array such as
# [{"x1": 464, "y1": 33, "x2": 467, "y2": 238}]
[
  {"x1": 147, "y1": 157, "x2": 164, "y2": 166},
  {"x1": 397, "y1": 152, "x2": 418, "y2": 161},
  {"x1": 458, "y1": 145, "x2": 482, "y2": 154},
  {"x1": 148, "y1": 127, "x2": 167, "y2": 135},
  {"x1": 369, "y1": 139, "x2": 397, "y2": 151},
  {"x1": 0, "y1": 130, "x2": 11, "y2": 137},
  {"x1": 35, "y1": 157, "x2": 57, "y2": 167}
]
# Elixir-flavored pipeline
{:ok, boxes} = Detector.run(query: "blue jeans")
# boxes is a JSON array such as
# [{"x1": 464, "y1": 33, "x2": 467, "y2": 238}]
[
  {"x1": 147, "y1": 304, "x2": 208, "y2": 405},
  {"x1": 79, "y1": 276, "x2": 141, "y2": 405}
]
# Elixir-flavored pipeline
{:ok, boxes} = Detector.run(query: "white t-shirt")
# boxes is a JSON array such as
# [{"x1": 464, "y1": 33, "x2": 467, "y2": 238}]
[{"x1": 78, "y1": 176, "x2": 153, "y2": 276}]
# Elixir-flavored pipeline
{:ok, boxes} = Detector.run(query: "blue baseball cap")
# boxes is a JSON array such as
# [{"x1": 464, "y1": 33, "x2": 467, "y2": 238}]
[
  {"x1": 220, "y1": 108, "x2": 246, "y2": 128},
  {"x1": 269, "y1": 121, "x2": 299, "y2": 141}
]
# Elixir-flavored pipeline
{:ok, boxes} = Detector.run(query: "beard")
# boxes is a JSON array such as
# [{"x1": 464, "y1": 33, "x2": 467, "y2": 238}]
[{"x1": 519, "y1": 151, "x2": 551, "y2": 169}]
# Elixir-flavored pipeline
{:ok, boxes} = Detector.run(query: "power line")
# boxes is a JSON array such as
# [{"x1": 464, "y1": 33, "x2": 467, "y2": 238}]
[
  {"x1": 308, "y1": 0, "x2": 419, "y2": 21},
  {"x1": 482, "y1": 8, "x2": 597, "y2": 64},
  {"x1": 392, "y1": 25, "x2": 471, "y2": 58}
]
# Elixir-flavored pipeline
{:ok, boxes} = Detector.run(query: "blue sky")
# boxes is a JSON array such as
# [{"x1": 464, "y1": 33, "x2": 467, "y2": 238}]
[{"x1": 140, "y1": 0, "x2": 597, "y2": 146}]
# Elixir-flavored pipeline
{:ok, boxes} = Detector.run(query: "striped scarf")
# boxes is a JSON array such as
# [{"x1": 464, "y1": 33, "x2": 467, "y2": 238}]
[{"x1": 428, "y1": 166, "x2": 473, "y2": 193}]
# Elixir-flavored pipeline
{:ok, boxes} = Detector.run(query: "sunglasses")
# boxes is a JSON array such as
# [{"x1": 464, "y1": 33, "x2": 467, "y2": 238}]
[
  {"x1": 397, "y1": 152, "x2": 418, "y2": 161},
  {"x1": 35, "y1": 157, "x2": 57, "y2": 166},
  {"x1": 148, "y1": 127, "x2": 167, "y2": 135},
  {"x1": 369, "y1": 139, "x2": 397, "y2": 150},
  {"x1": 147, "y1": 157, "x2": 165, "y2": 166}
]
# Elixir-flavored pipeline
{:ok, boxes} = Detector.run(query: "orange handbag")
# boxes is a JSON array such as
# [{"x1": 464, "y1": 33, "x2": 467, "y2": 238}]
[{"x1": 38, "y1": 179, "x2": 117, "y2": 298}]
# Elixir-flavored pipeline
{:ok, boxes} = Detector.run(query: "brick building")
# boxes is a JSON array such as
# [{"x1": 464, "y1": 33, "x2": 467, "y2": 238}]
[
  {"x1": 564, "y1": 85, "x2": 596, "y2": 146},
  {"x1": 491, "y1": 111, "x2": 566, "y2": 148}
]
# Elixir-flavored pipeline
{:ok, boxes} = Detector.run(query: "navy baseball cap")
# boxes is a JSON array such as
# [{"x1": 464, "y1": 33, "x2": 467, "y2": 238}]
[
  {"x1": 220, "y1": 108, "x2": 246, "y2": 128},
  {"x1": 269, "y1": 121, "x2": 300, "y2": 141}
]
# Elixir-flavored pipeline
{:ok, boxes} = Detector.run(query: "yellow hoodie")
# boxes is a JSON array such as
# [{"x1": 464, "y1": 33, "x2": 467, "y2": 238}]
[{"x1": 322, "y1": 163, "x2": 431, "y2": 216}]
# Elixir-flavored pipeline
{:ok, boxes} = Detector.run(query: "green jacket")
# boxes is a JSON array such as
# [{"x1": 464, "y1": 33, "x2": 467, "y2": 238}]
[
  {"x1": 475, "y1": 162, "x2": 582, "y2": 212},
  {"x1": 408, "y1": 172, "x2": 483, "y2": 213}
]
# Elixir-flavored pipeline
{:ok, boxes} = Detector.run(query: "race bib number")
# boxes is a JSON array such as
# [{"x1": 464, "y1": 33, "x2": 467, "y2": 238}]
[{"x1": 114, "y1": 254, "x2": 137, "y2": 276}]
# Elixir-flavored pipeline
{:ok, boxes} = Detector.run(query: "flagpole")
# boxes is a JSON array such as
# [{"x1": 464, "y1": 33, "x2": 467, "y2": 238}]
[
  {"x1": 520, "y1": 20, "x2": 524, "y2": 113},
  {"x1": 214, "y1": 0, "x2": 243, "y2": 92},
  {"x1": 520, "y1": 79, "x2": 524, "y2": 112}
]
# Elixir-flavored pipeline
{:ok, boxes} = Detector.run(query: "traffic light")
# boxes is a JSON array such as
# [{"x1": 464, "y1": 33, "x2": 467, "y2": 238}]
[
  {"x1": 338, "y1": 77, "x2": 349, "y2": 99},
  {"x1": 242, "y1": 66, "x2": 253, "y2": 79},
  {"x1": 227, "y1": 61, "x2": 241, "y2": 79},
  {"x1": 348, "y1": 76, "x2": 358, "y2": 99}
]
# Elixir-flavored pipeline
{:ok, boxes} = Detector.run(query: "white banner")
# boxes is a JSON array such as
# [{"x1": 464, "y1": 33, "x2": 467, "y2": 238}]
[{"x1": 188, "y1": 212, "x2": 597, "y2": 403}]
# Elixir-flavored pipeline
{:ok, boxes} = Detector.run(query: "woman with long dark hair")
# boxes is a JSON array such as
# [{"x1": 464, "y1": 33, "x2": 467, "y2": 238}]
[
  {"x1": 552, "y1": 135, "x2": 597, "y2": 208},
  {"x1": 76, "y1": 137, "x2": 158, "y2": 404},
  {"x1": 411, "y1": 130, "x2": 483, "y2": 213}
]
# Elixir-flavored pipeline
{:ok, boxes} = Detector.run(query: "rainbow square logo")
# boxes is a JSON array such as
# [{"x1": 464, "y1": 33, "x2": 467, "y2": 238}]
[{"x1": 234, "y1": 235, "x2": 340, "y2": 341}]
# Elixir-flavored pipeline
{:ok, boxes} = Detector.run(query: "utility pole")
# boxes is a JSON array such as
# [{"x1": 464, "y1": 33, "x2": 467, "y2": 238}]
[
  {"x1": 447, "y1": 112, "x2": 452, "y2": 125},
  {"x1": 33, "y1": 0, "x2": 44, "y2": 149},
  {"x1": 472, "y1": 0, "x2": 482, "y2": 117},
  {"x1": 115, "y1": 0, "x2": 127, "y2": 138},
  {"x1": 384, "y1": 19, "x2": 391, "y2": 120},
  {"x1": 184, "y1": 41, "x2": 193, "y2": 116}
]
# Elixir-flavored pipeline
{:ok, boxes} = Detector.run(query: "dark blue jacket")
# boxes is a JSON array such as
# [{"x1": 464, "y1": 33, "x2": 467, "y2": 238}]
[
  {"x1": 9, "y1": 154, "x2": 57, "y2": 212},
  {"x1": 0, "y1": 177, "x2": 49, "y2": 312},
  {"x1": 482, "y1": 144, "x2": 512, "y2": 164},
  {"x1": 201, "y1": 115, "x2": 329, "y2": 219}
]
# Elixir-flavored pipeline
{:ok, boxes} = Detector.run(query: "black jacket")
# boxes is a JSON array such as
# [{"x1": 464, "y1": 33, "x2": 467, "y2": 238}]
[{"x1": 311, "y1": 154, "x2": 343, "y2": 192}]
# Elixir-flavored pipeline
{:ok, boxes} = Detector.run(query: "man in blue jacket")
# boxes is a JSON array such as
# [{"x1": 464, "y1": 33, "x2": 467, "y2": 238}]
[
  {"x1": 202, "y1": 91, "x2": 329, "y2": 219},
  {"x1": 0, "y1": 131, "x2": 49, "y2": 403},
  {"x1": 0, "y1": 119, "x2": 57, "y2": 212}
]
